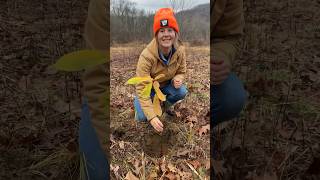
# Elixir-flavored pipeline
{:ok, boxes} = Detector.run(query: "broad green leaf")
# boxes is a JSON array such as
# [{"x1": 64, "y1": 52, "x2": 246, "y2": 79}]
[
  {"x1": 126, "y1": 76, "x2": 152, "y2": 85},
  {"x1": 54, "y1": 50, "x2": 106, "y2": 71},
  {"x1": 141, "y1": 83, "x2": 152, "y2": 98},
  {"x1": 153, "y1": 81, "x2": 166, "y2": 101}
]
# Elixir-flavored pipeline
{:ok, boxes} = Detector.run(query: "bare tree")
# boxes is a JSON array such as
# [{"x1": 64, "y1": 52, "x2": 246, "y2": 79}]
[
  {"x1": 110, "y1": 0, "x2": 209, "y2": 44},
  {"x1": 168, "y1": 0, "x2": 195, "y2": 12}
]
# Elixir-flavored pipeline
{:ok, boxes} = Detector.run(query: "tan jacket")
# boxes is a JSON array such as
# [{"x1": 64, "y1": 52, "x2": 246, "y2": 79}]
[
  {"x1": 136, "y1": 39, "x2": 187, "y2": 121},
  {"x1": 211, "y1": 0, "x2": 244, "y2": 66},
  {"x1": 83, "y1": 0, "x2": 108, "y2": 147}
]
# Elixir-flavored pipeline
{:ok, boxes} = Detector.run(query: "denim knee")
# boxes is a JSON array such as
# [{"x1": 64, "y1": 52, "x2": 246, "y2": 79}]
[
  {"x1": 211, "y1": 73, "x2": 247, "y2": 126},
  {"x1": 175, "y1": 85, "x2": 188, "y2": 99},
  {"x1": 167, "y1": 85, "x2": 188, "y2": 104},
  {"x1": 220, "y1": 89, "x2": 247, "y2": 120}
]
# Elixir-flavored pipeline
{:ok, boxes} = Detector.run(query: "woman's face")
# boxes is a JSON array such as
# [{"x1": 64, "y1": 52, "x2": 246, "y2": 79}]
[{"x1": 157, "y1": 28, "x2": 176, "y2": 49}]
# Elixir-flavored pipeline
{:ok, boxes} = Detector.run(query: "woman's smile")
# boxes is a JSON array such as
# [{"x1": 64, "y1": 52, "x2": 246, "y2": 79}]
[{"x1": 157, "y1": 28, "x2": 176, "y2": 49}]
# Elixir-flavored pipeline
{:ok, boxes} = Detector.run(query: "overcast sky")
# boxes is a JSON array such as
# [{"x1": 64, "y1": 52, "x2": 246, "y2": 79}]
[{"x1": 130, "y1": 0, "x2": 210, "y2": 12}]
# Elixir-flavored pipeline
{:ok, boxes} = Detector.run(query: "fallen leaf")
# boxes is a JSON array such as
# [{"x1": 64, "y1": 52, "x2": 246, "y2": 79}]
[
  {"x1": 18, "y1": 76, "x2": 28, "y2": 91},
  {"x1": 165, "y1": 172, "x2": 177, "y2": 180},
  {"x1": 125, "y1": 171, "x2": 139, "y2": 180},
  {"x1": 249, "y1": 110, "x2": 258, "y2": 122},
  {"x1": 178, "y1": 170, "x2": 193, "y2": 180},
  {"x1": 278, "y1": 128, "x2": 291, "y2": 139},
  {"x1": 119, "y1": 141, "x2": 125, "y2": 149},
  {"x1": 159, "y1": 157, "x2": 167, "y2": 172},
  {"x1": 187, "y1": 116, "x2": 198, "y2": 123},
  {"x1": 176, "y1": 150, "x2": 190, "y2": 157},
  {"x1": 132, "y1": 159, "x2": 142, "y2": 175},
  {"x1": 110, "y1": 164, "x2": 120, "y2": 177},
  {"x1": 309, "y1": 72, "x2": 319, "y2": 83},
  {"x1": 167, "y1": 163, "x2": 177, "y2": 173},
  {"x1": 198, "y1": 124, "x2": 210, "y2": 136},
  {"x1": 204, "y1": 159, "x2": 210, "y2": 170},
  {"x1": 188, "y1": 160, "x2": 201, "y2": 169},
  {"x1": 293, "y1": 131, "x2": 304, "y2": 141},
  {"x1": 53, "y1": 98, "x2": 68, "y2": 113},
  {"x1": 147, "y1": 171, "x2": 158, "y2": 180},
  {"x1": 187, "y1": 122, "x2": 194, "y2": 128},
  {"x1": 271, "y1": 151, "x2": 286, "y2": 168},
  {"x1": 175, "y1": 111, "x2": 182, "y2": 118}
]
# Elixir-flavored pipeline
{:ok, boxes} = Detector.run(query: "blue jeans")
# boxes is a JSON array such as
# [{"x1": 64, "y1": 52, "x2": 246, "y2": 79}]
[
  {"x1": 79, "y1": 99, "x2": 108, "y2": 179},
  {"x1": 211, "y1": 73, "x2": 247, "y2": 126},
  {"x1": 134, "y1": 82, "x2": 188, "y2": 121}
]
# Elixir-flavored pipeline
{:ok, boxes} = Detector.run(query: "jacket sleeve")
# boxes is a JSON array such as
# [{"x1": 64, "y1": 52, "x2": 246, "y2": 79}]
[
  {"x1": 211, "y1": 0, "x2": 244, "y2": 67},
  {"x1": 84, "y1": 0, "x2": 108, "y2": 50},
  {"x1": 83, "y1": 0, "x2": 108, "y2": 147},
  {"x1": 173, "y1": 47, "x2": 187, "y2": 82},
  {"x1": 135, "y1": 54, "x2": 157, "y2": 121}
]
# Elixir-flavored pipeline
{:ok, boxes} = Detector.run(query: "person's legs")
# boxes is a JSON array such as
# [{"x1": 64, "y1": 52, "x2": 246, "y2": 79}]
[
  {"x1": 79, "y1": 99, "x2": 108, "y2": 179},
  {"x1": 211, "y1": 73, "x2": 247, "y2": 126},
  {"x1": 134, "y1": 82, "x2": 188, "y2": 120},
  {"x1": 161, "y1": 82, "x2": 188, "y2": 104}
]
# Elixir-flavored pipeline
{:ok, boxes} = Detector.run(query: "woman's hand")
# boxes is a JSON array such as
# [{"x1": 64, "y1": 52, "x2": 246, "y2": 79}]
[
  {"x1": 173, "y1": 79, "x2": 182, "y2": 89},
  {"x1": 150, "y1": 117, "x2": 163, "y2": 132},
  {"x1": 212, "y1": 59, "x2": 230, "y2": 85}
]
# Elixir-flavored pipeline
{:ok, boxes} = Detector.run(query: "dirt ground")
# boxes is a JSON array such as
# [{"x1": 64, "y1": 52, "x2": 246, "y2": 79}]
[
  {"x1": 212, "y1": 0, "x2": 320, "y2": 179},
  {"x1": 1, "y1": 0, "x2": 89, "y2": 179},
  {"x1": 110, "y1": 44, "x2": 210, "y2": 179}
]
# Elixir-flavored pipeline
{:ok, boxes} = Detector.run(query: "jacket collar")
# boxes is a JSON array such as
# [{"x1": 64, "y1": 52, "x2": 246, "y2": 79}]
[{"x1": 146, "y1": 38, "x2": 182, "y2": 63}]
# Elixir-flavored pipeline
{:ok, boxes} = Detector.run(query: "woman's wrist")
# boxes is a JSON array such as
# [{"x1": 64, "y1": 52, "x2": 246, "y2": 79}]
[{"x1": 148, "y1": 116, "x2": 157, "y2": 122}]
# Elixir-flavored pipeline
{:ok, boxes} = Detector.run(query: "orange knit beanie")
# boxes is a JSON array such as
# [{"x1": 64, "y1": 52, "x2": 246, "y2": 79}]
[{"x1": 153, "y1": 8, "x2": 179, "y2": 35}]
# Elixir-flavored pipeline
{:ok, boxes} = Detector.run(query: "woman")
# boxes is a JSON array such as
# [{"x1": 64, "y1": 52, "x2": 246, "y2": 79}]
[
  {"x1": 134, "y1": 8, "x2": 188, "y2": 133},
  {"x1": 211, "y1": 0, "x2": 246, "y2": 177},
  {"x1": 211, "y1": 0, "x2": 246, "y2": 127}
]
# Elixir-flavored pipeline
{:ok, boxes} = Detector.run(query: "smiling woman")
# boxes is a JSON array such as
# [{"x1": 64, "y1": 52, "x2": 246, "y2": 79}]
[
  {"x1": 131, "y1": 8, "x2": 188, "y2": 157},
  {"x1": 134, "y1": 8, "x2": 186, "y2": 123}
]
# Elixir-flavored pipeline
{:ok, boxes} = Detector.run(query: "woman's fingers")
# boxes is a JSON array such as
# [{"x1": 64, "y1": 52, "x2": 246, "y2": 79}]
[
  {"x1": 155, "y1": 122, "x2": 163, "y2": 132},
  {"x1": 212, "y1": 58, "x2": 223, "y2": 64},
  {"x1": 157, "y1": 120, "x2": 163, "y2": 128},
  {"x1": 151, "y1": 117, "x2": 164, "y2": 132},
  {"x1": 213, "y1": 68, "x2": 229, "y2": 80},
  {"x1": 212, "y1": 61, "x2": 230, "y2": 85}
]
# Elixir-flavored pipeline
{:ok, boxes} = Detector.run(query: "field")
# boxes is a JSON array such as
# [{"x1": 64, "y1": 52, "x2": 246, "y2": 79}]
[{"x1": 110, "y1": 44, "x2": 210, "y2": 179}]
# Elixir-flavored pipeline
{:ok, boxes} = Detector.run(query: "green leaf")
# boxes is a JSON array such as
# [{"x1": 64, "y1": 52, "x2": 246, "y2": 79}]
[
  {"x1": 141, "y1": 83, "x2": 152, "y2": 98},
  {"x1": 126, "y1": 77, "x2": 152, "y2": 85},
  {"x1": 54, "y1": 50, "x2": 106, "y2": 71}
]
